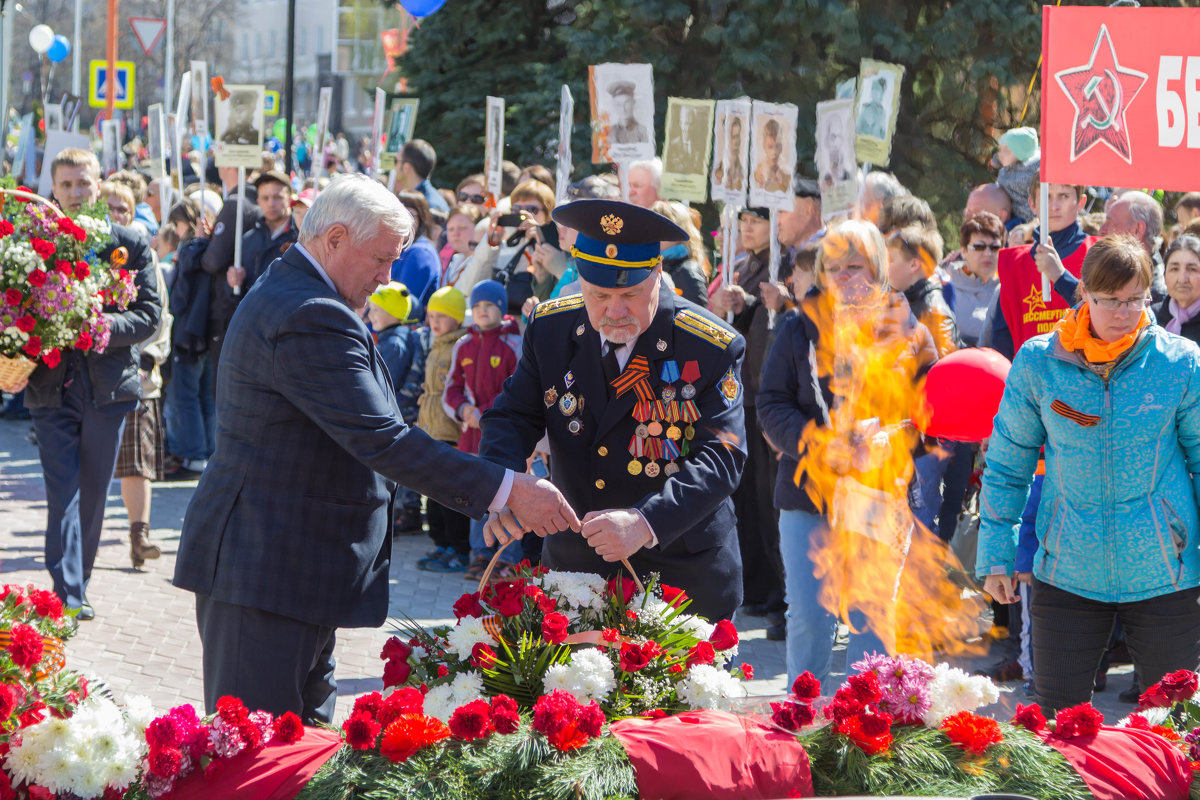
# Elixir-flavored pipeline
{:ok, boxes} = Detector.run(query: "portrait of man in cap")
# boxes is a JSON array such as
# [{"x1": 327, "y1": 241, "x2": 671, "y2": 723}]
[
  {"x1": 722, "y1": 114, "x2": 747, "y2": 192},
  {"x1": 856, "y1": 76, "x2": 890, "y2": 141},
  {"x1": 608, "y1": 80, "x2": 649, "y2": 144},
  {"x1": 220, "y1": 88, "x2": 262, "y2": 146}
]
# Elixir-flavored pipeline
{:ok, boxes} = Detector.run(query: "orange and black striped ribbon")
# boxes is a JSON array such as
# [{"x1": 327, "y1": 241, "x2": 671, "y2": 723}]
[
  {"x1": 611, "y1": 354, "x2": 650, "y2": 397},
  {"x1": 1050, "y1": 399, "x2": 1100, "y2": 427}
]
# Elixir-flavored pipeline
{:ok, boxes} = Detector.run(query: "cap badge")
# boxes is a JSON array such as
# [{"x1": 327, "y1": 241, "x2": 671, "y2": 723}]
[
  {"x1": 605, "y1": 244, "x2": 619, "y2": 258},
  {"x1": 600, "y1": 214, "x2": 624, "y2": 236}
]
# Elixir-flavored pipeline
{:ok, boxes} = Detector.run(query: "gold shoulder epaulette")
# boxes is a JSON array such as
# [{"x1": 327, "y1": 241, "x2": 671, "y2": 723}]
[
  {"x1": 674, "y1": 309, "x2": 734, "y2": 350},
  {"x1": 532, "y1": 294, "x2": 585, "y2": 321}
]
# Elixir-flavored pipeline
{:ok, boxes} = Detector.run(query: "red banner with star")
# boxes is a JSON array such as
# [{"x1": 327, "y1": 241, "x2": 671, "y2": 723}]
[{"x1": 1041, "y1": 6, "x2": 1200, "y2": 192}]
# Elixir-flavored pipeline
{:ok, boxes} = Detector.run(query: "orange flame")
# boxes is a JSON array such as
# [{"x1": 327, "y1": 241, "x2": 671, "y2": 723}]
[{"x1": 795, "y1": 284, "x2": 987, "y2": 660}]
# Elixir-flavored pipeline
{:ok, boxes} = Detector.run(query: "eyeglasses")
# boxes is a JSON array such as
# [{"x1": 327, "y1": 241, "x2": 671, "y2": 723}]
[
  {"x1": 1088, "y1": 294, "x2": 1152, "y2": 311},
  {"x1": 458, "y1": 192, "x2": 486, "y2": 204},
  {"x1": 512, "y1": 203, "x2": 543, "y2": 215},
  {"x1": 967, "y1": 242, "x2": 1002, "y2": 252}
]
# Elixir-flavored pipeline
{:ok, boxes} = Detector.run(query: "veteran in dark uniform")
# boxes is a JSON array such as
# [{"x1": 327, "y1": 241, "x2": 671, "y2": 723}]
[{"x1": 479, "y1": 200, "x2": 747, "y2": 620}]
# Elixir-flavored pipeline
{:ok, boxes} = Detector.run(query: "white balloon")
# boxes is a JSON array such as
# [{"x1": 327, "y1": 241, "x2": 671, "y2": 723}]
[{"x1": 28, "y1": 24, "x2": 54, "y2": 54}]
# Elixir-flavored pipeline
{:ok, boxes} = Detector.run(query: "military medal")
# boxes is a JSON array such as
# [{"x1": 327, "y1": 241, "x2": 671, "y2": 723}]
[
  {"x1": 662, "y1": 438, "x2": 681, "y2": 476},
  {"x1": 643, "y1": 438, "x2": 662, "y2": 477},
  {"x1": 568, "y1": 418, "x2": 583, "y2": 435},
  {"x1": 647, "y1": 420, "x2": 663, "y2": 437},
  {"x1": 680, "y1": 360, "x2": 701, "y2": 400},
  {"x1": 660, "y1": 361, "x2": 680, "y2": 403},
  {"x1": 627, "y1": 434, "x2": 646, "y2": 475},
  {"x1": 544, "y1": 387, "x2": 558, "y2": 408},
  {"x1": 564, "y1": 371, "x2": 575, "y2": 388},
  {"x1": 559, "y1": 392, "x2": 578, "y2": 416},
  {"x1": 664, "y1": 462, "x2": 680, "y2": 476},
  {"x1": 680, "y1": 401, "x2": 700, "y2": 441},
  {"x1": 656, "y1": 338, "x2": 667, "y2": 352},
  {"x1": 645, "y1": 462, "x2": 661, "y2": 478},
  {"x1": 661, "y1": 385, "x2": 676, "y2": 403},
  {"x1": 633, "y1": 401, "x2": 652, "y2": 439},
  {"x1": 627, "y1": 459, "x2": 643, "y2": 476}
]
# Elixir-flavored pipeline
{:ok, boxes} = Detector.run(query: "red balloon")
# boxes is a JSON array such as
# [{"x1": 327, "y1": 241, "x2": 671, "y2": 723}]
[{"x1": 914, "y1": 348, "x2": 1011, "y2": 442}]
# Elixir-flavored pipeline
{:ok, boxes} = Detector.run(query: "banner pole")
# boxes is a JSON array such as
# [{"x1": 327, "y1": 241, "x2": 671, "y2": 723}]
[
  {"x1": 232, "y1": 167, "x2": 245, "y2": 297},
  {"x1": 1039, "y1": 182, "x2": 1051, "y2": 302}
]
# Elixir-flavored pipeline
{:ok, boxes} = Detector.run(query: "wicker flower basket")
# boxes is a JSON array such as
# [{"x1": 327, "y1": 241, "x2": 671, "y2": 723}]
[
  {"x1": 0, "y1": 353, "x2": 37, "y2": 394},
  {"x1": 0, "y1": 627, "x2": 66, "y2": 679}
]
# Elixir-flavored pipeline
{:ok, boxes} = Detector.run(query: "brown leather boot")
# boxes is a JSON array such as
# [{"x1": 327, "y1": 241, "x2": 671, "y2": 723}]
[{"x1": 129, "y1": 522, "x2": 162, "y2": 568}]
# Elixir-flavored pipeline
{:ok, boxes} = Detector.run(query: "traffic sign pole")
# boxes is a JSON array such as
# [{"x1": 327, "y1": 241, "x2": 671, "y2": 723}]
[
  {"x1": 165, "y1": 0, "x2": 174, "y2": 124},
  {"x1": 72, "y1": 0, "x2": 82, "y2": 101},
  {"x1": 106, "y1": 0, "x2": 119, "y2": 119}
]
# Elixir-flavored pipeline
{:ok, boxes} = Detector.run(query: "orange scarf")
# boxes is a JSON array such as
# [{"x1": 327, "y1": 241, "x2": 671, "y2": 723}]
[{"x1": 1054, "y1": 303, "x2": 1149, "y2": 363}]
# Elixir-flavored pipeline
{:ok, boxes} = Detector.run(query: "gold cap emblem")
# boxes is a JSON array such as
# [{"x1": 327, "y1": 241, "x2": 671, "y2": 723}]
[
  {"x1": 605, "y1": 243, "x2": 618, "y2": 258},
  {"x1": 600, "y1": 214, "x2": 624, "y2": 236}
]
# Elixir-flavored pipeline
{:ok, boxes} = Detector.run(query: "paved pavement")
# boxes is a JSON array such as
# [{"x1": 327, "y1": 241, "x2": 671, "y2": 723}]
[{"x1": 0, "y1": 415, "x2": 1138, "y2": 723}]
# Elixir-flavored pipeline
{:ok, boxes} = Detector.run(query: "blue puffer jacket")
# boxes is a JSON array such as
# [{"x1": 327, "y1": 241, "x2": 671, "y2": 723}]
[{"x1": 977, "y1": 324, "x2": 1200, "y2": 602}]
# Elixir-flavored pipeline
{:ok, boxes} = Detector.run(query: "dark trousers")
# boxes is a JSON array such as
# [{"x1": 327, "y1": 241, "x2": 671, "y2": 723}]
[
  {"x1": 732, "y1": 406, "x2": 785, "y2": 611},
  {"x1": 427, "y1": 499, "x2": 470, "y2": 559},
  {"x1": 30, "y1": 368, "x2": 129, "y2": 608},
  {"x1": 937, "y1": 441, "x2": 975, "y2": 543},
  {"x1": 195, "y1": 594, "x2": 338, "y2": 724},
  {"x1": 1030, "y1": 577, "x2": 1200, "y2": 712}
]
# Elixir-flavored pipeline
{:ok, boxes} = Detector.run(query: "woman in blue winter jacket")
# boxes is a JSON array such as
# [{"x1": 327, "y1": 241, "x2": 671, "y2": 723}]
[{"x1": 978, "y1": 234, "x2": 1200, "y2": 712}]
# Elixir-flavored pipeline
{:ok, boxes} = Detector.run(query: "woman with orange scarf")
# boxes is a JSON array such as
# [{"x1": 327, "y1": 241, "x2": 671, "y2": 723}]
[{"x1": 978, "y1": 234, "x2": 1200, "y2": 712}]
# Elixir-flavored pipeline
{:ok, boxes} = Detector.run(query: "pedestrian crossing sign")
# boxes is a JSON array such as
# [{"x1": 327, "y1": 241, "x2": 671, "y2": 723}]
[
  {"x1": 264, "y1": 91, "x2": 279, "y2": 116},
  {"x1": 88, "y1": 61, "x2": 136, "y2": 109}
]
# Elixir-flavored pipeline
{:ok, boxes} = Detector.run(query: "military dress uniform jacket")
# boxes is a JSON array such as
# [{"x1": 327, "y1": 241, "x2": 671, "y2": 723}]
[{"x1": 479, "y1": 287, "x2": 748, "y2": 620}]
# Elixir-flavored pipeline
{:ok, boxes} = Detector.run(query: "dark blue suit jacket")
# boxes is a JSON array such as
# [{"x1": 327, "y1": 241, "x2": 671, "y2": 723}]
[
  {"x1": 173, "y1": 245, "x2": 505, "y2": 628},
  {"x1": 480, "y1": 286, "x2": 747, "y2": 620}
]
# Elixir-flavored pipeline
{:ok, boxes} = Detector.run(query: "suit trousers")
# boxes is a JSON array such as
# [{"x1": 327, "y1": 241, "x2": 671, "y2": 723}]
[
  {"x1": 31, "y1": 367, "x2": 129, "y2": 608},
  {"x1": 1030, "y1": 577, "x2": 1200, "y2": 712},
  {"x1": 732, "y1": 406, "x2": 784, "y2": 610},
  {"x1": 195, "y1": 594, "x2": 338, "y2": 724}
]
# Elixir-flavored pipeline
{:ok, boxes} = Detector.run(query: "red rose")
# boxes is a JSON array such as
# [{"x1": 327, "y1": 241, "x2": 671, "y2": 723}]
[
  {"x1": 490, "y1": 694, "x2": 520, "y2": 734},
  {"x1": 523, "y1": 585, "x2": 543, "y2": 599},
  {"x1": 578, "y1": 702, "x2": 604, "y2": 737},
  {"x1": 436, "y1": 664, "x2": 448, "y2": 678},
  {"x1": 537, "y1": 596, "x2": 557, "y2": 614},
  {"x1": 541, "y1": 611, "x2": 569, "y2": 645},
  {"x1": 448, "y1": 699, "x2": 494, "y2": 741},
  {"x1": 771, "y1": 700, "x2": 815, "y2": 731},
  {"x1": 942, "y1": 711, "x2": 1003, "y2": 755},
  {"x1": 377, "y1": 687, "x2": 425, "y2": 727},
  {"x1": 1138, "y1": 685, "x2": 1172, "y2": 709},
  {"x1": 23, "y1": 336, "x2": 41, "y2": 358},
  {"x1": 1011, "y1": 702, "x2": 1046, "y2": 733},
  {"x1": 686, "y1": 640, "x2": 715, "y2": 667},
  {"x1": 74, "y1": 261, "x2": 90, "y2": 279},
  {"x1": 741, "y1": 663, "x2": 755, "y2": 680},
  {"x1": 27, "y1": 269, "x2": 47, "y2": 287},
  {"x1": 660, "y1": 584, "x2": 688, "y2": 608},
  {"x1": 41, "y1": 349, "x2": 60, "y2": 369},
  {"x1": 470, "y1": 642, "x2": 498, "y2": 669},
  {"x1": 0, "y1": 684, "x2": 19, "y2": 721},
  {"x1": 488, "y1": 582, "x2": 526, "y2": 617},
  {"x1": 273, "y1": 711, "x2": 304, "y2": 744},
  {"x1": 618, "y1": 642, "x2": 652, "y2": 673},
  {"x1": 846, "y1": 672, "x2": 883, "y2": 705},
  {"x1": 1054, "y1": 702, "x2": 1103, "y2": 739},
  {"x1": 1154, "y1": 670, "x2": 1199, "y2": 704},
  {"x1": 709, "y1": 619, "x2": 739, "y2": 651},
  {"x1": 606, "y1": 575, "x2": 636, "y2": 604},
  {"x1": 75, "y1": 330, "x2": 93, "y2": 351},
  {"x1": 453, "y1": 592, "x2": 484, "y2": 619},
  {"x1": 3, "y1": 289, "x2": 20, "y2": 306},
  {"x1": 380, "y1": 714, "x2": 450, "y2": 763},
  {"x1": 7, "y1": 623, "x2": 43, "y2": 670},
  {"x1": 14, "y1": 315, "x2": 35, "y2": 333},
  {"x1": 148, "y1": 746, "x2": 184, "y2": 779},
  {"x1": 0, "y1": 220, "x2": 13, "y2": 237},
  {"x1": 342, "y1": 710, "x2": 382, "y2": 749},
  {"x1": 792, "y1": 671, "x2": 822, "y2": 701},
  {"x1": 381, "y1": 636, "x2": 413, "y2": 663}
]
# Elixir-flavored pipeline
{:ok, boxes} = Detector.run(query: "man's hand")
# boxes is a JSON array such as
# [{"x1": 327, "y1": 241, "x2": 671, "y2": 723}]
[
  {"x1": 504, "y1": 472, "x2": 581, "y2": 537},
  {"x1": 1033, "y1": 241, "x2": 1066, "y2": 282},
  {"x1": 581, "y1": 509, "x2": 653, "y2": 562},
  {"x1": 226, "y1": 266, "x2": 246, "y2": 289},
  {"x1": 521, "y1": 296, "x2": 540, "y2": 320},
  {"x1": 483, "y1": 506, "x2": 525, "y2": 548},
  {"x1": 983, "y1": 573, "x2": 1019, "y2": 604},
  {"x1": 759, "y1": 281, "x2": 790, "y2": 312},
  {"x1": 710, "y1": 285, "x2": 748, "y2": 315}
]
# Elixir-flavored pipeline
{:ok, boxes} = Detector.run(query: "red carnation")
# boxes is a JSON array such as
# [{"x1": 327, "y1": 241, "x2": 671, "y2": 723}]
[
  {"x1": 1054, "y1": 703, "x2": 1103, "y2": 739},
  {"x1": 342, "y1": 710, "x2": 381, "y2": 750},
  {"x1": 0, "y1": 219, "x2": 13, "y2": 237},
  {"x1": 1011, "y1": 702, "x2": 1046, "y2": 733},
  {"x1": 660, "y1": 584, "x2": 688, "y2": 608},
  {"x1": 537, "y1": 596, "x2": 557, "y2": 614},
  {"x1": 23, "y1": 336, "x2": 41, "y2": 358},
  {"x1": 578, "y1": 701, "x2": 605, "y2": 737},
  {"x1": 541, "y1": 612, "x2": 569, "y2": 645},
  {"x1": 215, "y1": 695, "x2": 249, "y2": 724},
  {"x1": 792, "y1": 671, "x2": 821, "y2": 701},
  {"x1": 381, "y1": 636, "x2": 413, "y2": 663},
  {"x1": 470, "y1": 642, "x2": 498, "y2": 670},
  {"x1": 27, "y1": 269, "x2": 47, "y2": 288},
  {"x1": 619, "y1": 642, "x2": 653, "y2": 673},
  {"x1": 436, "y1": 664, "x2": 448, "y2": 678},
  {"x1": 273, "y1": 711, "x2": 304, "y2": 744},
  {"x1": 75, "y1": 331, "x2": 93, "y2": 351},
  {"x1": 14, "y1": 315, "x2": 35, "y2": 333},
  {"x1": 709, "y1": 619, "x2": 739, "y2": 651},
  {"x1": 0, "y1": 771, "x2": 13, "y2": 800},
  {"x1": 448, "y1": 699, "x2": 493, "y2": 741},
  {"x1": 686, "y1": 640, "x2": 715, "y2": 667},
  {"x1": 1126, "y1": 713, "x2": 1152, "y2": 731},
  {"x1": 532, "y1": 690, "x2": 577, "y2": 736},
  {"x1": 846, "y1": 672, "x2": 883, "y2": 705},
  {"x1": 601, "y1": 628, "x2": 620, "y2": 643},
  {"x1": 29, "y1": 590, "x2": 62, "y2": 620},
  {"x1": 54, "y1": 260, "x2": 72, "y2": 275},
  {"x1": 523, "y1": 585, "x2": 544, "y2": 599},
  {"x1": 148, "y1": 746, "x2": 184, "y2": 779},
  {"x1": 0, "y1": 684, "x2": 19, "y2": 721},
  {"x1": 3, "y1": 289, "x2": 20, "y2": 306},
  {"x1": 942, "y1": 711, "x2": 1003, "y2": 755},
  {"x1": 606, "y1": 576, "x2": 636, "y2": 604},
  {"x1": 823, "y1": 696, "x2": 864, "y2": 722},
  {"x1": 452, "y1": 592, "x2": 484, "y2": 619},
  {"x1": 490, "y1": 694, "x2": 520, "y2": 734},
  {"x1": 74, "y1": 261, "x2": 90, "y2": 279},
  {"x1": 741, "y1": 663, "x2": 755, "y2": 680},
  {"x1": 352, "y1": 691, "x2": 383, "y2": 718},
  {"x1": 377, "y1": 687, "x2": 424, "y2": 728},
  {"x1": 839, "y1": 713, "x2": 893, "y2": 755},
  {"x1": 7, "y1": 623, "x2": 43, "y2": 670},
  {"x1": 379, "y1": 714, "x2": 450, "y2": 763},
  {"x1": 771, "y1": 700, "x2": 815, "y2": 731},
  {"x1": 668, "y1": 663, "x2": 684, "y2": 674},
  {"x1": 41, "y1": 349, "x2": 60, "y2": 370},
  {"x1": 30, "y1": 238, "x2": 55, "y2": 259}
]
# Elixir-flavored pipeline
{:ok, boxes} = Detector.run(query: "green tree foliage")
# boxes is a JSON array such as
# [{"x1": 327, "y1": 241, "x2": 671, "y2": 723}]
[{"x1": 397, "y1": 0, "x2": 1173, "y2": 223}]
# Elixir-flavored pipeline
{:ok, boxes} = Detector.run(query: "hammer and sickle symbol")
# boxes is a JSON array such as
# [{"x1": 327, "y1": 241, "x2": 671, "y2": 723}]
[{"x1": 1082, "y1": 70, "x2": 1122, "y2": 131}]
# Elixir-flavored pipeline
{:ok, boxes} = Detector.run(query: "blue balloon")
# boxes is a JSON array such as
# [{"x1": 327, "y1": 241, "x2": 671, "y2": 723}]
[
  {"x1": 399, "y1": 0, "x2": 446, "y2": 17},
  {"x1": 46, "y1": 35, "x2": 70, "y2": 64}
]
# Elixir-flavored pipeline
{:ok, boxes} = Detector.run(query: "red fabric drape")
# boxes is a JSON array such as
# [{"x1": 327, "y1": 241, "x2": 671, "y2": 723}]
[
  {"x1": 168, "y1": 727, "x2": 343, "y2": 800},
  {"x1": 1040, "y1": 725, "x2": 1193, "y2": 800}
]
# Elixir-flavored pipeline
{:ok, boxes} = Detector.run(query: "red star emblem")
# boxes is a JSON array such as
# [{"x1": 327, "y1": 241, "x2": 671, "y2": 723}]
[{"x1": 1053, "y1": 25, "x2": 1147, "y2": 165}]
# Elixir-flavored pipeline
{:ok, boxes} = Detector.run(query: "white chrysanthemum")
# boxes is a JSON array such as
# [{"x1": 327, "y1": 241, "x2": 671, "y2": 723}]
[
  {"x1": 6, "y1": 742, "x2": 43, "y2": 785},
  {"x1": 424, "y1": 672, "x2": 484, "y2": 722},
  {"x1": 542, "y1": 664, "x2": 575, "y2": 695},
  {"x1": 444, "y1": 616, "x2": 491, "y2": 658},
  {"x1": 123, "y1": 695, "x2": 156, "y2": 734},
  {"x1": 541, "y1": 649, "x2": 617, "y2": 703},
  {"x1": 676, "y1": 614, "x2": 715, "y2": 642},
  {"x1": 538, "y1": 570, "x2": 609, "y2": 612},
  {"x1": 678, "y1": 665, "x2": 745, "y2": 710},
  {"x1": 922, "y1": 664, "x2": 999, "y2": 726}
]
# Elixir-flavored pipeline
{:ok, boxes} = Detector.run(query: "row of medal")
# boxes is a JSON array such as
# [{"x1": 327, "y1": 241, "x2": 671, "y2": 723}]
[{"x1": 625, "y1": 359, "x2": 704, "y2": 478}]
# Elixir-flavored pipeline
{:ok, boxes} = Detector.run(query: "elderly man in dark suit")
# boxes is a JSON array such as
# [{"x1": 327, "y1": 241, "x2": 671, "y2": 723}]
[
  {"x1": 173, "y1": 174, "x2": 578, "y2": 723},
  {"x1": 480, "y1": 200, "x2": 747, "y2": 620},
  {"x1": 21, "y1": 148, "x2": 161, "y2": 621}
]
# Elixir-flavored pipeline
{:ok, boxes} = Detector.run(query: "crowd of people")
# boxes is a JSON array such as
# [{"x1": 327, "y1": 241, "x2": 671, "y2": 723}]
[{"x1": 6, "y1": 120, "x2": 1200, "y2": 722}]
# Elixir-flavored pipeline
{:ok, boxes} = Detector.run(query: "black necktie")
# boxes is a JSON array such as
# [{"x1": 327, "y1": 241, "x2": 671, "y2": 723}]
[{"x1": 602, "y1": 342, "x2": 622, "y2": 387}]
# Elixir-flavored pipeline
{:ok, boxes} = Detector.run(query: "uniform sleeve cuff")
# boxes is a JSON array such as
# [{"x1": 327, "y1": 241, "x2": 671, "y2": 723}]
[
  {"x1": 488, "y1": 469, "x2": 515, "y2": 512},
  {"x1": 633, "y1": 508, "x2": 658, "y2": 549}
]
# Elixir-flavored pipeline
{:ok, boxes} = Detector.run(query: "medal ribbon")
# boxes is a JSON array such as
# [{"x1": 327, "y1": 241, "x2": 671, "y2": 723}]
[
  {"x1": 645, "y1": 438, "x2": 662, "y2": 460},
  {"x1": 681, "y1": 360, "x2": 701, "y2": 384},
  {"x1": 681, "y1": 401, "x2": 700, "y2": 423},
  {"x1": 633, "y1": 401, "x2": 652, "y2": 422},
  {"x1": 628, "y1": 435, "x2": 645, "y2": 457},
  {"x1": 666, "y1": 402, "x2": 681, "y2": 423},
  {"x1": 651, "y1": 399, "x2": 667, "y2": 421},
  {"x1": 611, "y1": 354, "x2": 650, "y2": 397},
  {"x1": 662, "y1": 438, "x2": 681, "y2": 461},
  {"x1": 660, "y1": 360, "x2": 681, "y2": 383}
]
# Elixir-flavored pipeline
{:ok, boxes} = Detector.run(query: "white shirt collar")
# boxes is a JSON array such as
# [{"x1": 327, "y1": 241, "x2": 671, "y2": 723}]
[
  {"x1": 600, "y1": 337, "x2": 639, "y2": 370},
  {"x1": 293, "y1": 241, "x2": 339, "y2": 296}
]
